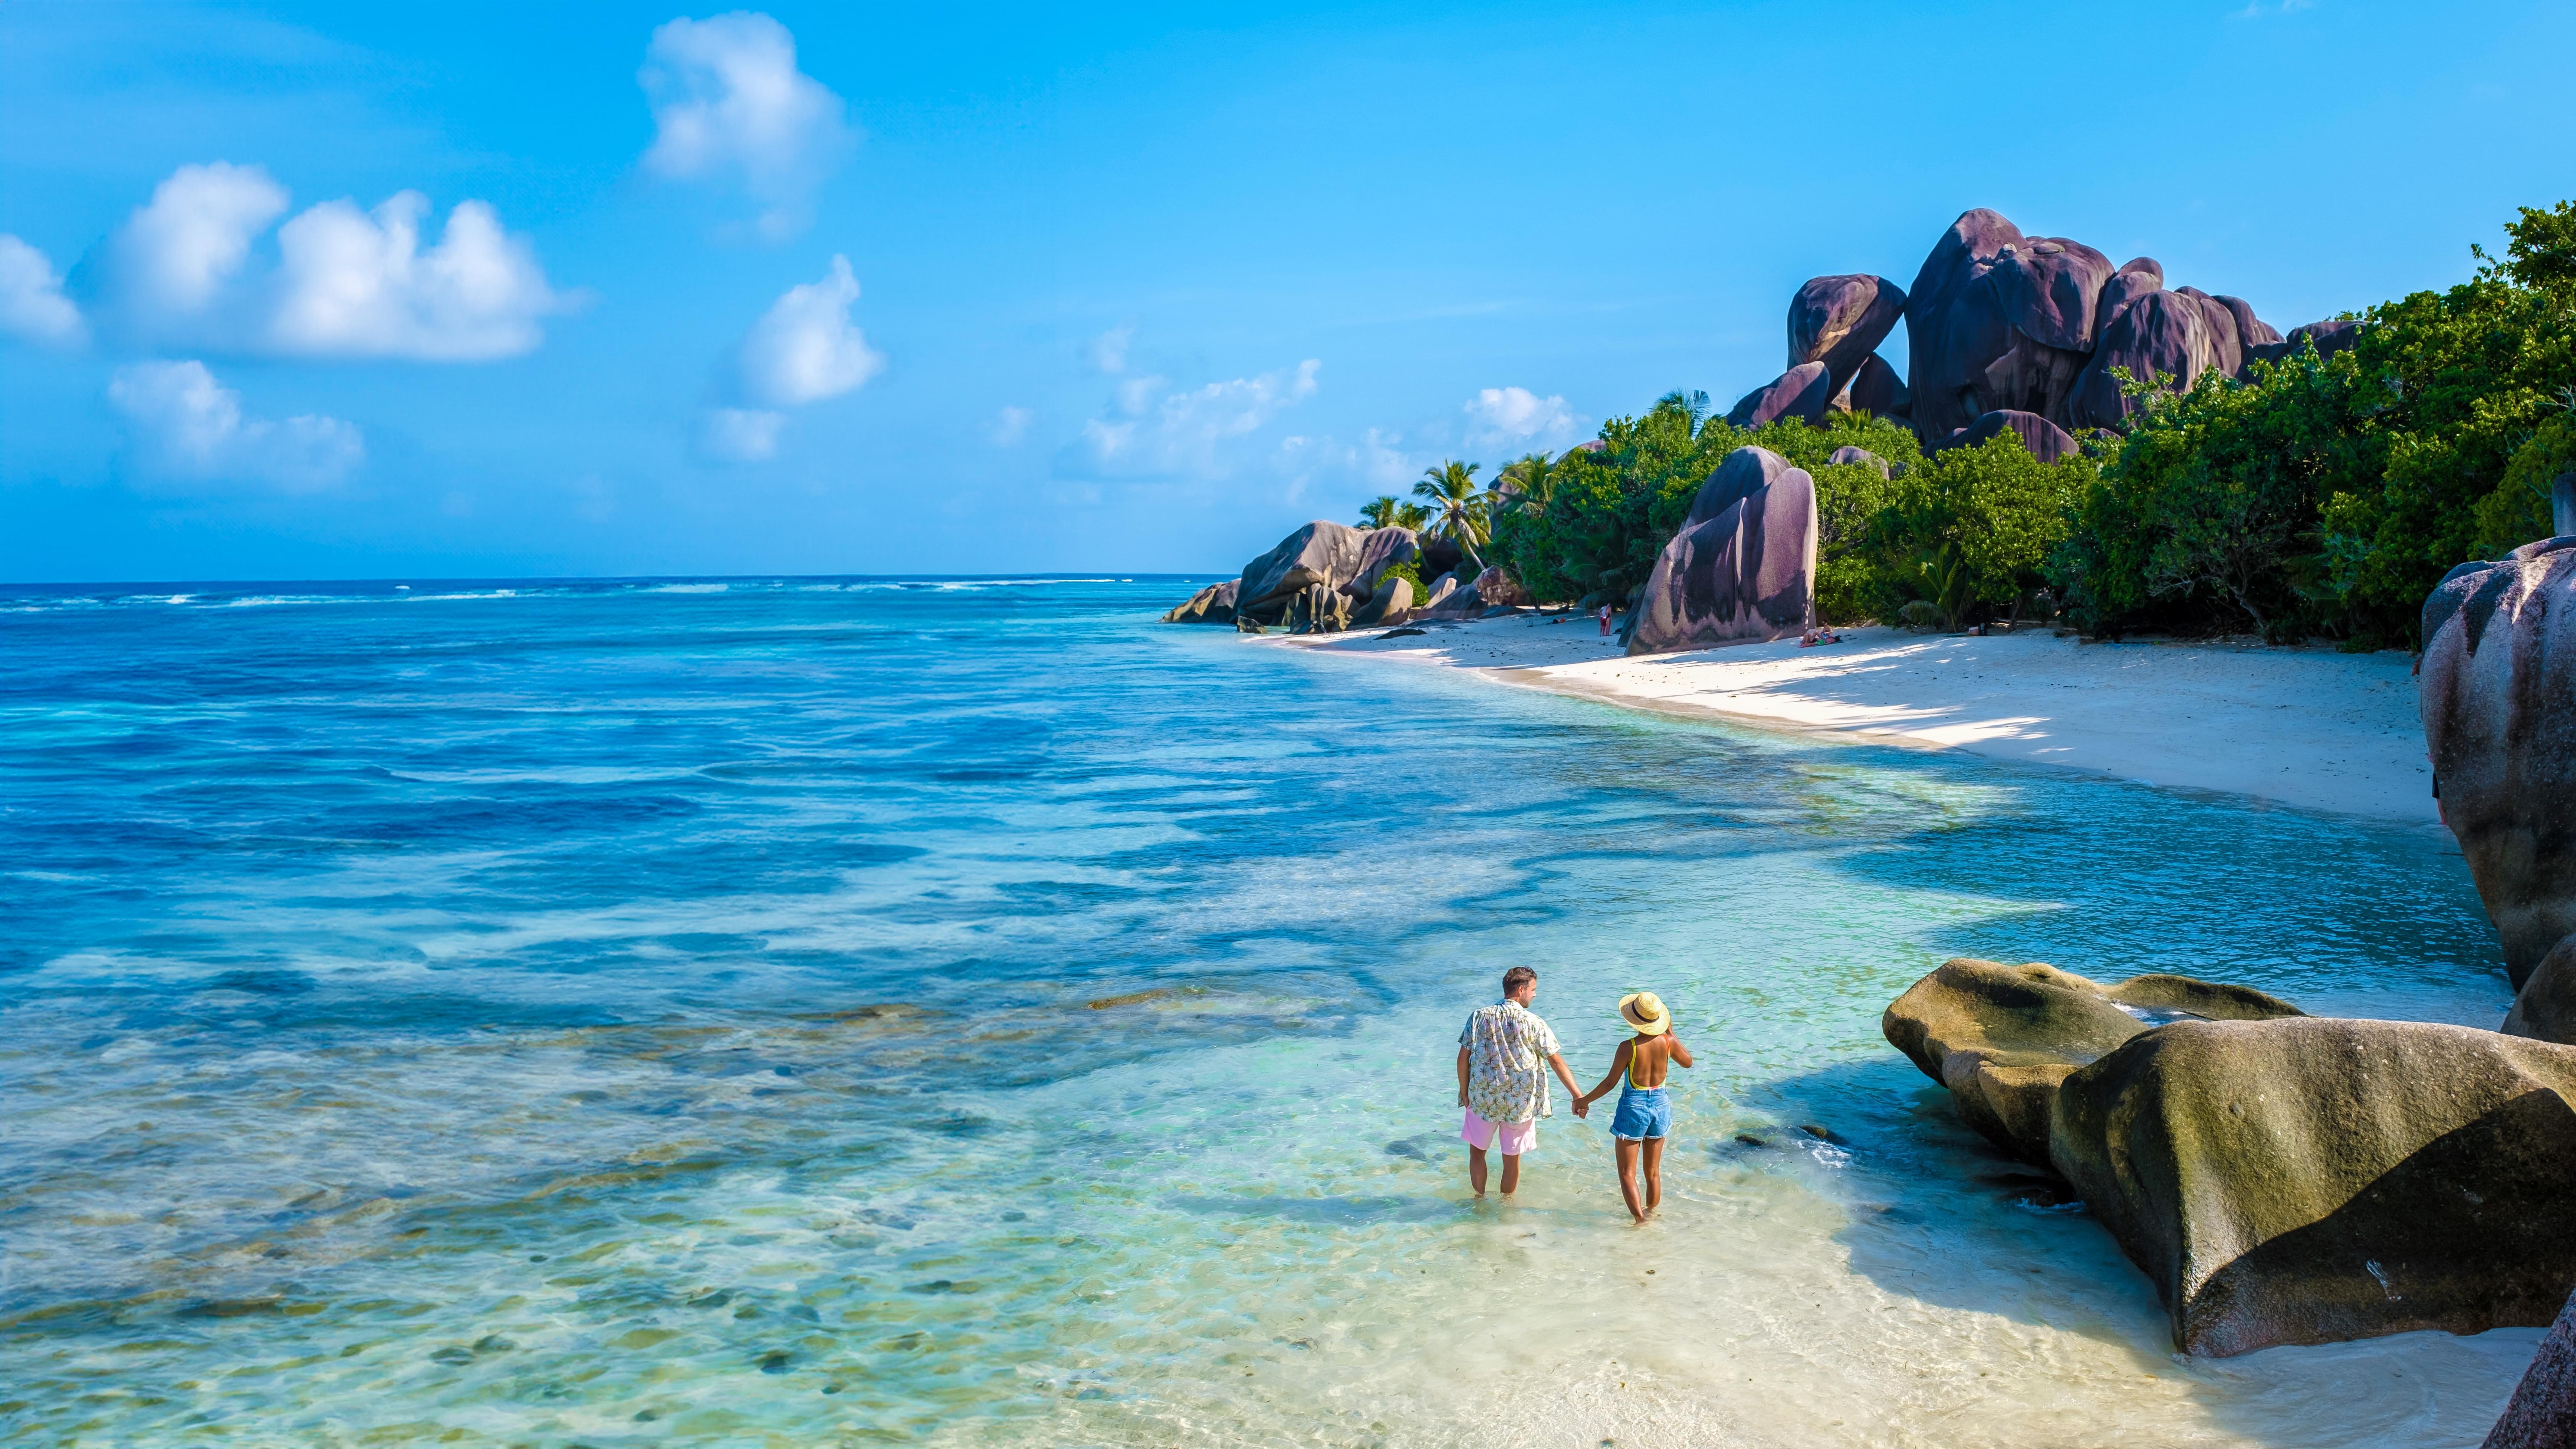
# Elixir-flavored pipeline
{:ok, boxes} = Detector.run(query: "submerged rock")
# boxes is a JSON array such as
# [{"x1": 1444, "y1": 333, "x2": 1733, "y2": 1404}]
[
  {"x1": 1161, "y1": 578, "x2": 1239, "y2": 625},
  {"x1": 2421, "y1": 538, "x2": 2576, "y2": 987},
  {"x1": 2051, "y1": 1017, "x2": 2576, "y2": 1356},
  {"x1": 1882, "y1": 958, "x2": 2300, "y2": 1162},
  {"x1": 1625, "y1": 446, "x2": 1817, "y2": 655}
]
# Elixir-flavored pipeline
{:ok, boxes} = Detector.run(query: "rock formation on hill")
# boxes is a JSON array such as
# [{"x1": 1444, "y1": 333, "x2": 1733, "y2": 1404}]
[
  {"x1": 1716, "y1": 208, "x2": 2356, "y2": 460},
  {"x1": 1625, "y1": 446, "x2": 1818, "y2": 655}
]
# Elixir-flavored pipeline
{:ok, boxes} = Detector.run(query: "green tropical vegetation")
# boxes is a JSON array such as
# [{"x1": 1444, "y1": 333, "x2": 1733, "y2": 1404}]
[{"x1": 1436, "y1": 200, "x2": 2576, "y2": 647}]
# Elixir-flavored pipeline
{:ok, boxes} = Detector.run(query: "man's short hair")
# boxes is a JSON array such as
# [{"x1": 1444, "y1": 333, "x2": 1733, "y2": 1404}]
[{"x1": 1502, "y1": 966, "x2": 1537, "y2": 996}]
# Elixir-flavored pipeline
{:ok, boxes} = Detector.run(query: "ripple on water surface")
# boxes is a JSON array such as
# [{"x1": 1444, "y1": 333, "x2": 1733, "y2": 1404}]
[{"x1": 0, "y1": 578, "x2": 2528, "y2": 1446}]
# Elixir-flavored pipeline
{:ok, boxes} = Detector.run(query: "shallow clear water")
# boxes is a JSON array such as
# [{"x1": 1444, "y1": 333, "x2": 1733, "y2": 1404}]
[{"x1": 0, "y1": 577, "x2": 2530, "y2": 1446}]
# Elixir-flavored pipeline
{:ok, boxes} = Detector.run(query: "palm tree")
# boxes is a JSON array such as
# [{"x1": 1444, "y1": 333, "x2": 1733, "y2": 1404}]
[
  {"x1": 1359, "y1": 496, "x2": 1437, "y2": 531},
  {"x1": 1414, "y1": 460, "x2": 1490, "y2": 573},
  {"x1": 1655, "y1": 388, "x2": 1711, "y2": 434},
  {"x1": 1494, "y1": 451, "x2": 1560, "y2": 518}
]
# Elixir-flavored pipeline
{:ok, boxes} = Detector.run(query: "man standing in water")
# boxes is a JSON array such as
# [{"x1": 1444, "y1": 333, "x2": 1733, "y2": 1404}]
[{"x1": 1456, "y1": 966, "x2": 1584, "y2": 1198}]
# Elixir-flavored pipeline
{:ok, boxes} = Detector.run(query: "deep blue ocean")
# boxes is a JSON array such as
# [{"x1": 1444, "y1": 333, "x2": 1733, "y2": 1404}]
[{"x1": 0, "y1": 577, "x2": 2536, "y2": 1446}]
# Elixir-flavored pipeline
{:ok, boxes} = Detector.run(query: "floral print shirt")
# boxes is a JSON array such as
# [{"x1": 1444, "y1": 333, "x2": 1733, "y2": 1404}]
[{"x1": 1459, "y1": 1000, "x2": 1561, "y2": 1124}]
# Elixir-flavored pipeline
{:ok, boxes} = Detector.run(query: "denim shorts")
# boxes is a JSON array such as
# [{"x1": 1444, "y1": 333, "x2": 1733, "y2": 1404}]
[{"x1": 1610, "y1": 1086, "x2": 1670, "y2": 1141}]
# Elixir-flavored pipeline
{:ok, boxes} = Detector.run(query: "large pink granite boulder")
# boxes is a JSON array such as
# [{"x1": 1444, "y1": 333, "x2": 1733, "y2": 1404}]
[
  {"x1": 1626, "y1": 446, "x2": 1817, "y2": 655},
  {"x1": 1788, "y1": 274, "x2": 1906, "y2": 401},
  {"x1": 2421, "y1": 537, "x2": 2576, "y2": 989}
]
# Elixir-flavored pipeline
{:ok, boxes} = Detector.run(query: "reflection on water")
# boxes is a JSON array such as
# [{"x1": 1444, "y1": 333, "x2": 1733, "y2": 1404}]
[{"x1": 0, "y1": 578, "x2": 2526, "y2": 1445}]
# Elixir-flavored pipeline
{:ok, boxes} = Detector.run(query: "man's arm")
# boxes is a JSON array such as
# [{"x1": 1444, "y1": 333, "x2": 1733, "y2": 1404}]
[
  {"x1": 1457, "y1": 1044, "x2": 1472, "y2": 1107},
  {"x1": 1547, "y1": 1050, "x2": 1588, "y2": 1117}
]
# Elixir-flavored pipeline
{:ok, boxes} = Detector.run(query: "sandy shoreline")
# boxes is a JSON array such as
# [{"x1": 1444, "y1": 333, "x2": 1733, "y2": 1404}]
[{"x1": 1282, "y1": 615, "x2": 2438, "y2": 824}]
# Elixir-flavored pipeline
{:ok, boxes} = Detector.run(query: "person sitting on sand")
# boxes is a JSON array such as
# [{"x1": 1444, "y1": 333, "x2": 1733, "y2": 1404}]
[
  {"x1": 1573, "y1": 991, "x2": 1694, "y2": 1223},
  {"x1": 1457, "y1": 966, "x2": 1585, "y2": 1199}
]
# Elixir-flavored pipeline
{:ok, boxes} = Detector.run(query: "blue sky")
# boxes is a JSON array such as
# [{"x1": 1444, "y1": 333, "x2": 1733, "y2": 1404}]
[{"x1": 3, "y1": 0, "x2": 2570, "y2": 582}]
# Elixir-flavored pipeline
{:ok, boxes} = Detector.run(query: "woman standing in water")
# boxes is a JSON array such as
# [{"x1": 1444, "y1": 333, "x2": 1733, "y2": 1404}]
[{"x1": 1573, "y1": 991, "x2": 1693, "y2": 1223}]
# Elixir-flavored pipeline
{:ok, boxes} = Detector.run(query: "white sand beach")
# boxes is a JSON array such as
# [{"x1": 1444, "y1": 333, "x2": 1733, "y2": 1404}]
[{"x1": 1294, "y1": 616, "x2": 2438, "y2": 824}]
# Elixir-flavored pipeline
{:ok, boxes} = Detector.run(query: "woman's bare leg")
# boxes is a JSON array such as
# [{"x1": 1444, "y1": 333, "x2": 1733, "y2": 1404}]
[
  {"x1": 1613, "y1": 1138, "x2": 1646, "y2": 1223},
  {"x1": 1642, "y1": 1136, "x2": 1667, "y2": 1213}
]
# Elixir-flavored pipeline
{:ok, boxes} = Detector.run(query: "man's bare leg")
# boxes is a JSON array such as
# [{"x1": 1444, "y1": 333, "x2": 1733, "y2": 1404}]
[
  {"x1": 1613, "y1": 1138, "x2": 1646, "y2": 1223},
  {"x1": 1498, "y1": 1152, "x2": 1521, "y2": 1196},
  {"x1": 1468, "y1": 1144, "x2": 1489, "y2": 1196},
  {"x1": 1642, "y1": 1136, "x2": 1667, "y2": 1214}
]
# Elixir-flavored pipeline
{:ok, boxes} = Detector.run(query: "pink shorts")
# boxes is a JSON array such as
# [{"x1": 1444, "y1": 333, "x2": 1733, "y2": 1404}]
[{"x1": 1462, "y1": 1108, "x2": 1537, "y2": 1156}]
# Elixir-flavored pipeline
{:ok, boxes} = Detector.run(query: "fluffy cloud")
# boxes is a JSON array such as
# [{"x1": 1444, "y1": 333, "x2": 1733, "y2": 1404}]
[
  {"x1": 266, "y1": 192, "x2": 566, "y2": 360},
  {"x1": 737, "y1": 254, "x2": 884, "y2": 406},
  {"x1": 1075, "y1": 358, "x2": 1321, "y2": 478},
  {"x1": 95, "y1": 163, "x2": 568, "y2": 360},
  {"x1": 641, "y1": 12, "x2": 853, "y2": 239},
  {"x1": 699, "y1": 406, "x2": 786, "y2": 462},
  {"x1": 0, "y1": 235, "x2": 85, "y2": 346},
  {"x1": 987, "y1": 405, "x2": 1034, "y2": 446},
  {"x1": 104, "y1": 162, "x2": 289, "y2": 321},
  {"x1": 107, "y1": 360, "x2": 363, "y2": 491},
  {"x1": 1462, "y1": 385, "x2": 1580, "y2": 450},
  {"x1": 1087, "y1": 324, "x2": 1133, "y2": 374}
]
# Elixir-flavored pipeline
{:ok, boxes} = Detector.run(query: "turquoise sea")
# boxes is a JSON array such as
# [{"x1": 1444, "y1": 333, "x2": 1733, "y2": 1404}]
[{"x1": 0, "y1": 578, "x2": 2537, "y2": 1446}]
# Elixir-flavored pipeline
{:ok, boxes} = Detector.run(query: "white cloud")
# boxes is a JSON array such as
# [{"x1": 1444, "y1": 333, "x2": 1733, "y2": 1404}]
[
  {"x1": 988, "y1": 405, "x2": 1034, "y2": 446},
  {"x1": 0, "y1": 235, "x2": 85, "y2": 346},
  {"x1": 1360, "y1": 426, "x2": 1417, "y2": 487},
  {"x1": 267, "y1": 191, "x2": 566, "y2": 360},
  {"x1": 640, "y1": 12, "x2": 853, "y2": 239},
  {"x1": 1462, "y1": 385, "x2": 1579, "y2": 450},
  {"x1": 105, "y1": 162, "x2": 289, "y2": 320},
  {"x1": 95, "y1": 163, "x2": 569, "y2": 360},
  {"x1": 699, "y1": 406, "x2": 785, "y2": 461},
  {"x1": 737, "y1": 254, "x2": 884, "y2": 406},
  {"x1": 1087, "y1": 324, "x2": 1133, "y2": 374},
  {"x1": 107, "y1": 360, "x2": 362, "y2": 491},
  {"x1": 1073, "y1": 359, "x2": 1321, "y2": 478}
]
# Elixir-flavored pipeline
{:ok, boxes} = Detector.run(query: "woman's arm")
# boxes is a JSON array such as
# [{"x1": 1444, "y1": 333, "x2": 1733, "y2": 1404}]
[
  {"x1": 1576, "y1": 1041, "x2": 1632, "y2": 1108},
  {"x1": 1665, "y1": 1031, "x2": 1694, "y2": 1070}
]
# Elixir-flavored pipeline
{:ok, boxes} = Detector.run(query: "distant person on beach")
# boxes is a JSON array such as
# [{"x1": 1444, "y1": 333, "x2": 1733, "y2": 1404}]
[
  {"x1": 1597, "y1": 604, "x2": 1613, "y2": 636},
  {"x1": 1457, "y1": 966, "x2": 1584, "y2": 1199},
  {"x1": 1573, "y1": 991, "x2": 1694, "y2": 1223}
]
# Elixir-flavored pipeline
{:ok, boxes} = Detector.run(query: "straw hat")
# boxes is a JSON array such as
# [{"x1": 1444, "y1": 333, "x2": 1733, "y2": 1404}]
[{"x1": 1618, "y1": 991, "x2": 1671, "y2": 1035}]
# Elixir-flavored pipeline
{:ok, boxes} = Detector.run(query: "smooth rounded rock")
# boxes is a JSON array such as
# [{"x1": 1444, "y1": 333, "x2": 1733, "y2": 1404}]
[
  {"x1": 2421, "y1": 538, "x2": 2576, "y2": 986},
  {"x1": 1789, "y1": 274, "x2": 1907, "y2": 399},
  {"x1": 1626, "y1": 447, "x2": 1817, "y2": 655},
  {"x1": 2051, "y1": 1016, "x2": 2576, "y2": 1356},
  {"x1": 1724, "y1": 362, "x2": 1834, "y2": 431}
]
